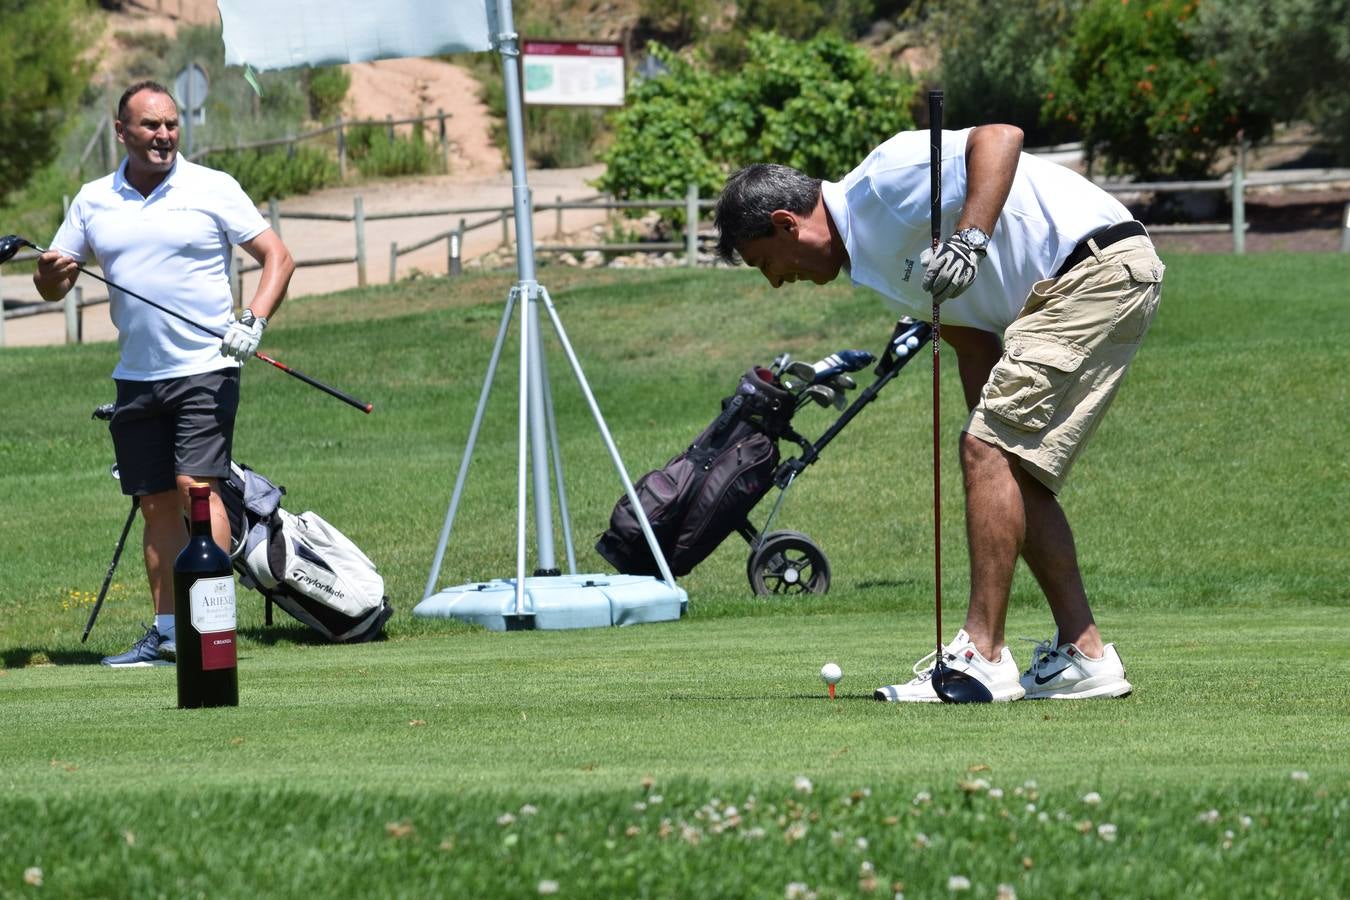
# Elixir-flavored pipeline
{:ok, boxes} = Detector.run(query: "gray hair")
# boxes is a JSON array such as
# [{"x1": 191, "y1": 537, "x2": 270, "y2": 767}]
[{"x1": 714, "y1": 164, "x2": 822, "y2": 264}]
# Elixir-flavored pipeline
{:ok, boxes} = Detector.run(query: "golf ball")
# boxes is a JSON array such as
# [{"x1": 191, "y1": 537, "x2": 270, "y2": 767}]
[{"x1": 820, "y1": 662, "x2": 843, "y2": 684}]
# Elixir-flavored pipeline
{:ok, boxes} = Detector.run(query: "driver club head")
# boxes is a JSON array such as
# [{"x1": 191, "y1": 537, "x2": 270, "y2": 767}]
[
  {"x1": 932, "y1": 658, "x2": 994, "y2": 704},
  {"x1": 0, "y1": 234, "x2": 37, "y2": 265}
]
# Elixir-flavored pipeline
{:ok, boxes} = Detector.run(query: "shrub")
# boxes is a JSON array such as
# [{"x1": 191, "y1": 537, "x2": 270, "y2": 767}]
[
  {"x1": 346, "y1": 123, "x2": 443, "y2": 178},
  {"x1": 925, "y1": 0, "x2": 1085, "y2": 146},
  {"x1": 0, "y1": 0, "x2": 97, "y2": 198},
  {"x1": 599, "y1": 34, "x2": 916, "y2": 225},
  {"x1": 200, "y1": 146, "x2": 339, "y2": 202},
  {"x1": 1191, "y1": 0, "x2": 1350, "y2": 164},
  {"x1": 306, "y1": 67, "x2": 351, "y2": 122},
  {"x1": 1044, "y1": 0, "x2": 1270, "y2": 178}
]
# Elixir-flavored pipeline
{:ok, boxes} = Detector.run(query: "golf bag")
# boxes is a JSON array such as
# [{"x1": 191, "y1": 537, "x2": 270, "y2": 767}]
[
  {"x1": 596, "y1": 366, "x2": 796, "y2": 577},
  {"x1": 222, "y1": 463, "x2": 393, "y2": 643}
]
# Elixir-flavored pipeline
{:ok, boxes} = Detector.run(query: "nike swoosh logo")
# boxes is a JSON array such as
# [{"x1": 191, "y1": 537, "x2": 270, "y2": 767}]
[{"x1": 1034, "y1": 668, "x2": 1070, "y2": 685}]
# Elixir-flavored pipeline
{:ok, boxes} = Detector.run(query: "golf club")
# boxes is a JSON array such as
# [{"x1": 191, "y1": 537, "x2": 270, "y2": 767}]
[
  {"x1": 800, "y1": 384, "x2": 836, "y2": 409},
  {"x1": 0, "y1": 234, "x2": 373, "y2": 414},
  {"x1": 785, "y1": 349, "x2": 876, "y2": 387},
  {"x1": 926, "y1": 90, "x2": 992, "y2": 704}
]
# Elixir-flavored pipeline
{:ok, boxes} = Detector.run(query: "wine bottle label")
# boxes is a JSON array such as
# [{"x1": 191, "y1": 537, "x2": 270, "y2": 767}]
[{"x1": 190, "y1": 576, "x2": 237, "y2": 671}]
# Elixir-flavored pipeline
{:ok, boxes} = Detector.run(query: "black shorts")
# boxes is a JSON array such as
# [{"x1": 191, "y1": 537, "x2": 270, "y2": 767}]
[{"x1": 109, "y1": 368, "x2": 240, "y2": 496}]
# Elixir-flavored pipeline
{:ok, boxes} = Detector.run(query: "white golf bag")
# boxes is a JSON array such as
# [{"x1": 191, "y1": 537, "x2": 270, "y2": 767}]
[{"x1": 224, "y1": 463, "x2": 393, "y2": 642}]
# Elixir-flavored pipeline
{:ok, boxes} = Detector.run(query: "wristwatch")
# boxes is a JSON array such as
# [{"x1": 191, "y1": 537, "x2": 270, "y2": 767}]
[
  {"x1": 240, "y1": 309, "x2": 268, "y2": 330},
  {"x1": 955, "y1": 226, "x2": 991, "y2": 254}
]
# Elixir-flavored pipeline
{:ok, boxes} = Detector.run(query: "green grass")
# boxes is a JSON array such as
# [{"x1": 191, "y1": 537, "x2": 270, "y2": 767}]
[{"x1": 1, "y1": 255, "x2": 1348, "y2": 897}]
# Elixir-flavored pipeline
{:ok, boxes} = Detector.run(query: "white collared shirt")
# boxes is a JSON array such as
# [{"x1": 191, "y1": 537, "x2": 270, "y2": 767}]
[
  {"x1": 820, "y1": 128, "x2": 1131, "y2": 334},
  {"x1": 51, "y1": 157, "x2": 268, "y2": 380}
]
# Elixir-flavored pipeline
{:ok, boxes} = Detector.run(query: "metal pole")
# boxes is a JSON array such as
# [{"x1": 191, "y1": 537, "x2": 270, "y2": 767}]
[
  {"x1": 183, "y1": 68, "x2": 195, "y2": 159},
  {"x1": 354, "y1": 195, "x2": 367, "y2": 287},
  {"x1": 422, "y1": 290, "x2": 519, "y2": 600},
  {"x1": 1232, "y1": 138, "x2": 1246, "y2": 255},
  {"x1": 685, "y1": 183, "x2": 699, "y2": 266},
  {"x1": 448, "y1": 230, "x2": 462, "y2": 276},
  {"x1": 555, "y1": 194, "x2": 563, "y2": 237}
]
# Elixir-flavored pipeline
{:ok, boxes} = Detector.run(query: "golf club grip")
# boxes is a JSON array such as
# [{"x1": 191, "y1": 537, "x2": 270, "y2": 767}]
[
  {"x1": 929, "y1": 90, "x2": 944, "y2": 652},
  {"x1": 254, "y1": 352, "x2": 373, "y2": 414}
]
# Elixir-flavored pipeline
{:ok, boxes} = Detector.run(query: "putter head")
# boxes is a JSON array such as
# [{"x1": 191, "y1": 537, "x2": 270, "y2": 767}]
[
  {"x1": 0, "y1": 234, "x2": 36, "y2": 265},
  {"x1": 932, "y1": 658, "x2": 994, "y2": 704}
]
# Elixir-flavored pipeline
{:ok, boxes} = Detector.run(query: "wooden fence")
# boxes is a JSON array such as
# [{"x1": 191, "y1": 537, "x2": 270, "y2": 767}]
[{"x1": 4, "y1": 173, "x2": 1348, "y2": 347}]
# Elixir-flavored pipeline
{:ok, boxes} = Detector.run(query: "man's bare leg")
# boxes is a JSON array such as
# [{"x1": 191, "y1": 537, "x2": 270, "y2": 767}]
[
  {"x1": 1015, "y1": 468, "x2": 1104, "y2": 656},
  {"x1": 139, "y1": 477, "x2": 231, "y2": 617},
  {"x1": 959, "y1": 433, "x2": 1023, "y2": 659}
]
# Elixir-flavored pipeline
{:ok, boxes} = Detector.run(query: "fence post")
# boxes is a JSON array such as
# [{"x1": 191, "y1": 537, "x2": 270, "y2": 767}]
[
  {"x1": 685, "y1": 183, "x2": 699, "y2": 266},
  {"x1": 268, "y1": 198, "x2": 282, "y2": 237},
  {"x1": 1231, "y1": 138, "x2": 1246, "y2": 255},
  {"x1": 336, "y1": 114, "x2": 347, "y2": 181},
  {"x1": 0, "y1": 272, "x2": 6, "y2": 347},
  {"x1": 65, "y1": 286, "x2": 83, "y2": 344},
  {"x1": 287, "y1": 133, "x2": 296, "y2": 160},
  {"x1": 501, "y1": 209, "x2": 510, "y2": 248},
  {"x1": 438, "y1": 107, "x2": 449, "y2": 171},
  {"x1": 448, "y1": 228, "x2": 463, "y2": 276},
  {"x1": 1341, "y1": 203, "x2": 1350, "y2": 253},
  {"x1": 232, "y1": 255, "x2": 243, "y2": 314},
  {"x1": 354, "y1": 195, "x2": 367, "y2": 287},
  {"x1": 386, "y1": 115, "x2": 395, "y2": 142},
  {"x1": 389, "y1": 242, "x2": 398, "y2": 283}
]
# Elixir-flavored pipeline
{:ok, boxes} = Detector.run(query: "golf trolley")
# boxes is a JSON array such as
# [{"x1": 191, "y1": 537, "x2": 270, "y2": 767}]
[{"x1": 596, "y1": 317, "x2": 932, "y2": 596}]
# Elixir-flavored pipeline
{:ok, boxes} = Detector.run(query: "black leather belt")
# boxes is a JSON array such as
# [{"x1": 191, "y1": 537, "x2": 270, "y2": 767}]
[{"x1": 1054, "y1": 220, "x2": 1148, "y2": 278}]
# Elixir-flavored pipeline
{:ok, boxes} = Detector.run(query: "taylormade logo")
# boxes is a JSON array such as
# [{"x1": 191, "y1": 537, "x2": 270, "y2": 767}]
[{"x1": 291, "y1": 571, "x2": 345, "y2": 600}]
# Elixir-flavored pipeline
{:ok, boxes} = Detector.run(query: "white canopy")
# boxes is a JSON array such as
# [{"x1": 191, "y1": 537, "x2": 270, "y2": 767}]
[{"x1": 216, "y1": 0, "x2": 497, "y2": 71}]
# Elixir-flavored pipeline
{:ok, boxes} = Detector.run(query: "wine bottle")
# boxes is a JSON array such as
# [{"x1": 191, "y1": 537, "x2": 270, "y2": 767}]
[{"x1": 173, "y1": 482, "x2": 238, "y2": 708}]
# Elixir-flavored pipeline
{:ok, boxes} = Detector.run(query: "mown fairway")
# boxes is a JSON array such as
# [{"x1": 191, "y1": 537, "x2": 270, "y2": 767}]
[{"x1": 1, "y1": 255, "x2": 1347, "y2": 897}]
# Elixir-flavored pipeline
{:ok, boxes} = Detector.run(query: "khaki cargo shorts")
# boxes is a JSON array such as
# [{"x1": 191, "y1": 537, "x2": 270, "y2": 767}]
[{"x1": 965, "y1": 235, "x2": 1164, "y2": 494}]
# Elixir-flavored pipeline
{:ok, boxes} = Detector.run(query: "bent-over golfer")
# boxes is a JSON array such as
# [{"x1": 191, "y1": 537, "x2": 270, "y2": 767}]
[
  {"x1": 33, "y1": 80, "x2": 295, "y2": 666},
  {"x1": 714, "y1": 124, "x2": 1163, "y2": 701}
]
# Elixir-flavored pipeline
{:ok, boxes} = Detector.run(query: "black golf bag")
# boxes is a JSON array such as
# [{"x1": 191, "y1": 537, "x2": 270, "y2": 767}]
[
  {"x1": 595, "y1": 318, "x2": 933, "y2": 594},
  {"x1": 596, "y1": 366, "x2": 796, "y2": 577},
  {"x1": 221, "y1": 463, "x2": 393, "y2": 643}
]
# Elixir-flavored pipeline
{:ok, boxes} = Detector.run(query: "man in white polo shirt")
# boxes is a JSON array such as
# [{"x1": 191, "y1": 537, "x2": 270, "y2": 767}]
[
  {"x1": 714, "y1": 124, "x2": 1164, "y2": 702},
  {"x1": 34, "y1": 81, "x2": 295, "y2": 667}
]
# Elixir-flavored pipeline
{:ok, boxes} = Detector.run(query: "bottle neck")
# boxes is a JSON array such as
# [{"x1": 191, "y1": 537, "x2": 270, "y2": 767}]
[{"x1": 189, "y1": 493, "x2": 214, "y2": 536}]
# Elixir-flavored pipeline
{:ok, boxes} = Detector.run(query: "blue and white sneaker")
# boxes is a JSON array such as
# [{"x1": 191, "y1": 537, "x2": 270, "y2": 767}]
[
  {"x1": 101, "y1": 624, "x2": 173, "y2": 667},
  {"x1": 1019, "y1": 633, "x2": 1132, "y2": 699}
]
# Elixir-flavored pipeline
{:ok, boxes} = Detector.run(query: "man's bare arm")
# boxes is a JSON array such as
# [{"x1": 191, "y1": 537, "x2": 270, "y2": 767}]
[
  {"x1": 238, "y1": 229, "x2": 295, "y2": 320},
  {"x1": 957, "y1": 125, "x2": 1024, "y2": 235}
]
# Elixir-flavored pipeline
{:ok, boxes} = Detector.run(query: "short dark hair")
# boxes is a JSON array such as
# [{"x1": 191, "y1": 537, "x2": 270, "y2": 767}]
[
  {"x1": 713, "y1": 164, "x2": 822, "y2": 264},
  {"x1": 117, "y1": 81, "x2": 173, "y2": 123}
]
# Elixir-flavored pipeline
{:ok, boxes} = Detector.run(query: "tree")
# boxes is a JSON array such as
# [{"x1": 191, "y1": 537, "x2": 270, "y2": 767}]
[
  {"x1": 1044, "y1": 0, "x2": 1270, "y2": 178},
  {"x1": 598, "y1": 34, "x2": 916, "y2": 223},
  {"x1": 925, "y1": 0, "x2": 1085, "y2": 146},
  {"x1": 1191, "y1": 0, "x2": 1350, "y2": 163},
  {"x1": 0, "y1": 0, "x2": 98, "y2": 199}
]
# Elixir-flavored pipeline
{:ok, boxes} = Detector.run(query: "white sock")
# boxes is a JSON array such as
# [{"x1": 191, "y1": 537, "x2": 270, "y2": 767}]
[{"x1": 155, "y1": 614, "x2": 175, "y2": 640}]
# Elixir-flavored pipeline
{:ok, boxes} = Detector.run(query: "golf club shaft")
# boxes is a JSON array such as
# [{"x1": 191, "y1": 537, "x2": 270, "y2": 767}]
[
  {"x1": 41, "y1": 245, "x2": 373, "y2": 414},
  {"x1": 82, "y1": 497, "x2": 139, "y2": 643},
  {"x1": 929, "y1": 90, "x2": 944, "y2": 656}
]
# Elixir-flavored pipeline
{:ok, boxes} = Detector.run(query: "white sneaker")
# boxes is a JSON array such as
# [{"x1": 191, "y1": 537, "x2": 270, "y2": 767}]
[
  {"x1": 1019, "y1": 633, "x2": 1133, "y2": 699},
  {"x1": 874, "y1": 630, "x2": 1026, "y2": 702}
]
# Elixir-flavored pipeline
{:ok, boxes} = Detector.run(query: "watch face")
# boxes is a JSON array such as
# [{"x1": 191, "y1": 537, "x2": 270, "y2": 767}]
[{"x1": 961, "y1": 227, "x2": 989, "y2": 250}]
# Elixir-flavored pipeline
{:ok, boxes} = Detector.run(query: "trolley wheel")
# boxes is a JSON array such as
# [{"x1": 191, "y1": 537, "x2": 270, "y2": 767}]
[{"x1": 746, "y1": 530, "x2": 831, "y2": 596}]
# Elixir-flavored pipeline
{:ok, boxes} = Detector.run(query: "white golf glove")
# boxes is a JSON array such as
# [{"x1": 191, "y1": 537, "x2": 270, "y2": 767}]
[
  {"x1": 221, "y1": 310, "x2": 267, "y2": 360},
  {"x1": 920, "y1": 232, "x2": 986, "y2": 303}
]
